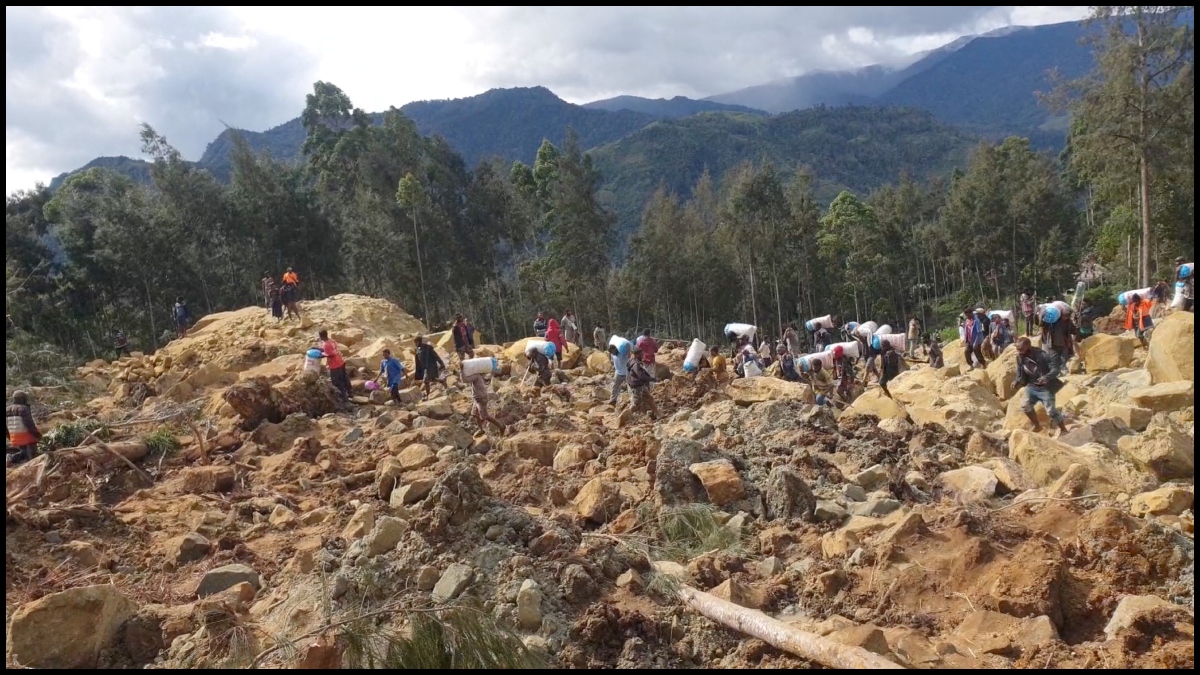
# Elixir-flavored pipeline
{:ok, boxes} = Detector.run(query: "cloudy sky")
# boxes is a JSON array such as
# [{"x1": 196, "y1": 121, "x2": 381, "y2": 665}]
[{"x1": 5, "y1": 5, "x2": 1088, "y2": 194}]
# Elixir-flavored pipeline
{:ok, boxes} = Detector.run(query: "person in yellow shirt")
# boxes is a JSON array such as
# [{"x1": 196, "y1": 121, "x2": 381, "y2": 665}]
[{"x1": 709, "y1": 346, "x2": 727, "y2": 375}]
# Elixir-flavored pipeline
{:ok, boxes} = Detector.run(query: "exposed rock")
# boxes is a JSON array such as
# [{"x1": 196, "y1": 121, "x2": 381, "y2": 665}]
[
  {"x1": 501, "y1": 432, "x2": 561, "y2": 467},
  {"x1": 727, "y1": 377, "x2": 811, "y2": 405},
  {"x1": 1103, "y1": 595, "x2": 1187, "y2": 641},
  {"x1": 586, "y1": 351, "x2": 613, "y2": 375},
  {"x1": 842, "y1": 389, "x2": 907, "y2": 420},
  {"x1": 416, "y1": 398, "x2": 454, "y2": 420},
  {"x1": 1058, "y1": 417, "x2": 1135, "y2": 451},
  {"x1": 1129, "y1": 486, "x2": 1195, "y2": 517},
  {"x1": 985, "y1": 346, "x2": 1020, "y2": 401},
  {"x1": 573, "y1": 478, "x2": 625, "y2": 524},
  {"x1": 852, "y1": 464, "x2": 890, "y2": 491},
  {"x1": 981, "y1": 458, "x2": 1037, "y2": 494},
  {"x1": 365, "y1": 517, "x2": 409, "y2": 557},
  {"x1": 1116, "y1": 422, "x2": 1195, "y2": 481},
  {"x1": 877, "y1": 416, "x2": 914, "y2": 436},
  {"x1": 688, "y1": 459, "x2": 746, "y2": 506},
  {"x1": 763, "y1": 466, "x2": 816, "y2": 521},
  {"x1": 938, "y1": 466, "x2": 999, "y2": 503},
  {"x1": 616, "y1": 569, "x2": 644, "y2": 589},
  {"x1": 886, "y1": 367, "x2": 1004, "y2": 431},
  {"x1": 1048, "y1": 463, "x2": 1091, "y2": 499},
  {"x1": 1078, "y1": 333, "x2": 1137, "y2": 374},
  {"x1": 710, "y1": 578, "x2": 765, "y2": 609},
  {"x1": 396, "y1": 443, "x2": 438, "y2": 471},
  {"x1": 827, "y1": 624, "x2": 891, "y2": 657},
  {"x1": 341, "y1": 504, "x2": 375, "y2": 541},
  {"x1": 553, "y1": 444, "x2": 597, "y2": 471},
  {"x1": 516, "y1": 580, "x2": 543, "y2": 631},
  {"x1": 1106, "y1": 404, "x2": 1154, "y2": 432},
  {"x1": 432, "y1": 564, "x2": 475, "y2": 603},
  {"x1": 6, "y1": 585, "x2": 138, "y2": 669},
  {"x1": 848, "y1": 499, "x2": 902, "y2": 517},
  {"x1": 814, "y1": 501, "x2": 848, "y2": 523},
  {"x1": 1145, "y1": 311, "x2": 1194, "y2": 384},
  {"x1": 61, "y1": 541, "x2": 103, "y2": 569},
  {"x1": 391, "y1": 478, "x2": 436, "y2": 506},
  {"x1": 176, "y1": 465, "x2": 236, "y2": 494},
  {"x1": 415, "y1": 566, "x2": 440, "y2": 591},
  {"x1": 1009, "y1": 430, "x2": 1153, "y2": 496},
  {"x1": 196, "y1": 564, "x2": 261, "y2": 597},
  {"x1": 173, "y1": 533, "x2": 211, "y2": 564},
  {"x1": 1129, "y1": 381, "x2": 1194, "y2": 413}
]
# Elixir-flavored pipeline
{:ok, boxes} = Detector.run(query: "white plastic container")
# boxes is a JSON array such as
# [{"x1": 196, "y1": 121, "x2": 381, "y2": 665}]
[
  {"x1": 797, "y1": 351, "x2": 835, "y2": 372},
  {"x1": 852, "y1": 321, "x2": 878, "y2": 340},
  {"x1": 608, "y1": 335, "x2": 632, "y2": 356},
  {"x1": 988, "y1": 309, "x2": 1013, "y2": 322},
  {"x1": 805, "y1": 315, "x2": 834, "y2": 332},
  {"x1": 871, "y1": 333, "x2": 907, "y2": 352},
  {"x1": 303, "y1": 348, "x2": 323, "y2": 373},
  {"x1": 824, "y1": 341, "x2": 861, "y2": 359},
  {"x1": 524, "y1": 339, "x2": 555, "y2": 358},
  {"x1": 462, "y1": 356, "x2": 498, "y2": 377},
  {"x1": 724, "y1": 323, "x2": 757, "y2": 341},
  {"x1": 873, "y1": 324, "x2": 894, "y2": 336},
  {"x1": 1117, "y1": 287, "x2": 1154, "y2": 306},
  {"x1": 683, "y1": 339, "x2": 708, "y2": 373},
  {"x1": 1172, "y1": 281, "x2": 1187, "y2": 309}
]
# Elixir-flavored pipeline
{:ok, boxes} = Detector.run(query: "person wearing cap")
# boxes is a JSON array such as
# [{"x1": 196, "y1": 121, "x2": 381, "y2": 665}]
[
  {"x1": 1176, "y1": 256, "x2": 1194, "y2": 313},
  {"x1": 962, "y1": 308, "x2": 987, "y2": 369},
  {"x1": 6, "y1": 391, "x2": 42, "y2": 467}
]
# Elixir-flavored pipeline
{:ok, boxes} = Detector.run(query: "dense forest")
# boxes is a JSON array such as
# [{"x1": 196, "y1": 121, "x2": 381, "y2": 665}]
[{"x1": 5, "y1": 7, "x2": 1194, "y2": 380}]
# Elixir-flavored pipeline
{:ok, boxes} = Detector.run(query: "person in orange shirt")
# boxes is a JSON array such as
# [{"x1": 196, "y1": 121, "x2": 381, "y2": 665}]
[
  {"x1": 6, "y1": 391, "x2": 42, "y2": 467},
  {"x1": 1124, "y1": 293, "x2": 1155, "y2": 347},
  {"x1": 282, "y1": 267, "x2": 299, "y2": 286}
]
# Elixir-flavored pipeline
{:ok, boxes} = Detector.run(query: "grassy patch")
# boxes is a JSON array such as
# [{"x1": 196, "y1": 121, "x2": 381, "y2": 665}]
[
  {"x1": 142, "y1": 426, "x2": 182, "y2": 456},
  {"x1": 36, "y1": 418, "x2": 111, "y2": 453},
  {"x1": 654, "y1": 503, "x2": 745, "y2": 563}
]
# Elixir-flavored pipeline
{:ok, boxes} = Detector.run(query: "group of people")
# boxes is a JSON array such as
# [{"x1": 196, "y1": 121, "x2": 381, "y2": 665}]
[{"x1": 262, "y1": 267, "x2": 303, "y2": 322}]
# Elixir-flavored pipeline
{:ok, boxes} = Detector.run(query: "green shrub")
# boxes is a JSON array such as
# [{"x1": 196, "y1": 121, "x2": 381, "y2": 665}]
[{"x1": 36, "y1": 418, "x2": 110, "y2": 453}]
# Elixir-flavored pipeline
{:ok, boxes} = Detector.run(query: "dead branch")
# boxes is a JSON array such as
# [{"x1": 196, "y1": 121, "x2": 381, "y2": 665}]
[{"x1": 677, "y1": 585, "x2": 905, "y2": 670}]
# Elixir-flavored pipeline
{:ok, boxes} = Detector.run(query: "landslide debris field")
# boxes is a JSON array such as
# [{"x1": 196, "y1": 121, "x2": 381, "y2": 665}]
[{"x1": 5, "y1": 295, "x2": 1194, "y2": 670}]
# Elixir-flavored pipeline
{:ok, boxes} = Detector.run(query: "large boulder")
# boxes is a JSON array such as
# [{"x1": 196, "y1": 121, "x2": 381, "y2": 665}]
[
  {"x1": 586, "y1": 351, "x2": 613, "y2": 375},
  {"x1": 841, "y1": 388, "x2": 907, "y2": 421},
  {"x1": 727, "y1": 377, "x2": 811, "y2": 405},
  {"x1": 7, "y1": 585, "x2": 138, "y2": 669},
  {"x1": 1146, "y1": 311, "x2": 1194, "y2": 384},
  {"x1": 985, "y1": 346, "x2": 1020, "y2": 401},
  {"x1": 1078, "y1": 334, "x2": 1138, "y2": 374},
  {"x1": 1058, "y1": 417, "x2": 1135, "y2": 451},
  {"x1": 1008, "y1": 430, "x2": 1154, "y2": 496},
  {"x1": 355, "y1": 338, "x2": 401, "y2": 371},
  {"x1": 1115, "y1": 421, "x2": 1194, "y2": 481},
  {"x1": 887, "y1": 368, "x2": 1003, "y2": 431},
  {"x1": 1128, "y1": 381, "x2": 1194, "y2": 413},
  {"x1": 941, "y1": 339, "x2": 967, "y2": 368},
  {"x1": 223, "y1": 376, "x2": 343, "y2": 427}
]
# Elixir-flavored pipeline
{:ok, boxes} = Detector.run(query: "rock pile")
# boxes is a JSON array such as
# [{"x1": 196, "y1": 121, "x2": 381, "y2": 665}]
[{"x1": 5, "y1": 298, "x2": 1193, "y2": 670}]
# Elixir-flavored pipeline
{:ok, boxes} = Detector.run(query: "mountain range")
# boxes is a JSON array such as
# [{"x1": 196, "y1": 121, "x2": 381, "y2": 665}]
[{"x1": 49, "y1": 19, "x2": 1099, "y2": 227}]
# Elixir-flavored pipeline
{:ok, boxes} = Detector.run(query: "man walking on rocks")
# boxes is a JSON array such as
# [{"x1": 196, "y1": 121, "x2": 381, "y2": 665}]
[
  {"x1": 415, "y1": 335, "x2": 446, "y2": 400},
  {"x1": 617, "y1": 347, "x2": 658, "y2": 426},
  {"x1": 319, "y1": 330, "x2": 351, "y2": 398},
  {"x1": 452, "y1": 315, "x2": 475, "y2": 362},
  {"x1": 607, "y1": 344, "x2": 629, "y2": 405},
  {"x1": 376, "y1": 349, "x2": 406, "y2": 405},
  {"x1": 1014, "y1": 337, "x2": 1068, "y2": 436},
  {"x1": 463, "y1": 368, "x2": 506, "y2": 437}
]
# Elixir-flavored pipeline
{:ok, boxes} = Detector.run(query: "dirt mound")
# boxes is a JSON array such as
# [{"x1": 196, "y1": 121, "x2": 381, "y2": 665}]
[{"x1": 6, "y1": 298, "x2": 1194, "y2": 670}]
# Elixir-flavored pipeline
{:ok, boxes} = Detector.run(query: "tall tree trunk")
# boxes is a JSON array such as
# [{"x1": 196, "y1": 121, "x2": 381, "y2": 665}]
[
  {"x1": 143, "y1": 277, "x2": 158, "y2": 351},
  {"x1": 772, "y1": 266, "x2": 783, "y2": 338},
  {"x1": 748, "y1": 257, "x2": 759, "y2": 331},
  {"x1": 411, "y1": 213, "x2": 431, "y2": 326},
  {"x1": 1137, "y1": 16, "x2": 1153, "y2": 287}
]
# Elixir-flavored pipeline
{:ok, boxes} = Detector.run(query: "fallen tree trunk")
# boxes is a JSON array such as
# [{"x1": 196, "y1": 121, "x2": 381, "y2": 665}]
[
  {"x1": 56, "y1": 441, "x2": 149, "y2": 469},
  {"x1": 678, "y1": 585, "x2": 905, "y2": 670}
]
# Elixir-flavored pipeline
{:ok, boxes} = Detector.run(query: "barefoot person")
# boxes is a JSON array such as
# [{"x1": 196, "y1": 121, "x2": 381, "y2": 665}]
[{"x1": 1013, "y1": 337, "x2": 1069, "y2": 436}]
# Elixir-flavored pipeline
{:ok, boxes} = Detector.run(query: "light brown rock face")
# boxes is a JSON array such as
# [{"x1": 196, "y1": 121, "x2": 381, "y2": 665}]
[
  {"x1": 1008, "y1": 430, "x2": 1154, "y2": 496},
  {"x1": 1077, "y1": 333, "x2": 1137, "y2": 374},
  {"x1": 1128, "y1": 381, "x2": 1194, "y2": 413},
  {"x1": 1145, "y1": 311, "x2": 1194, "y2": 384},
  {"x1": 7, "y1": 585, "x2": 138, "y2": 669},
  {"x1": 688, "y1": 460, "x2": 746, "y2": 506},
  {"x1": 1116, "y1": 422, "x2": 1195, "y2": 481}
]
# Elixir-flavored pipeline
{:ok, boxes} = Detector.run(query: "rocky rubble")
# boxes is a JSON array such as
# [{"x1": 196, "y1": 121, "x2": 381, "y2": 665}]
[{"x1": 5, "y1": 297, "x2": 1194, "y2": 670}]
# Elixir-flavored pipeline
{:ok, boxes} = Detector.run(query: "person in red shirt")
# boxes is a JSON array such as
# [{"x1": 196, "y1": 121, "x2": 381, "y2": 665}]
[
  {"x1": 318, "y1": 330, "x2": 351, "y2": 397},
  {"x1": 634, "y1": 329, "x2": 658, "y2": 366}
]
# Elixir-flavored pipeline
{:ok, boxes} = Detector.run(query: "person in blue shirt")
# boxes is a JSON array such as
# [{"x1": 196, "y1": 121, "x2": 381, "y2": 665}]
[
  {"x1": 375, "y1": 349, "x2": 406, "y2": 404},
  {"x1": 173, "y1": 297, "x2": 192, "y2": 339}
]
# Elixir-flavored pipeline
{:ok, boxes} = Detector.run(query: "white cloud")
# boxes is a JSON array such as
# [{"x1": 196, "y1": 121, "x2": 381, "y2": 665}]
[{"x1": 6, "y1": 5, "x2": 1091, "y2": 194}]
